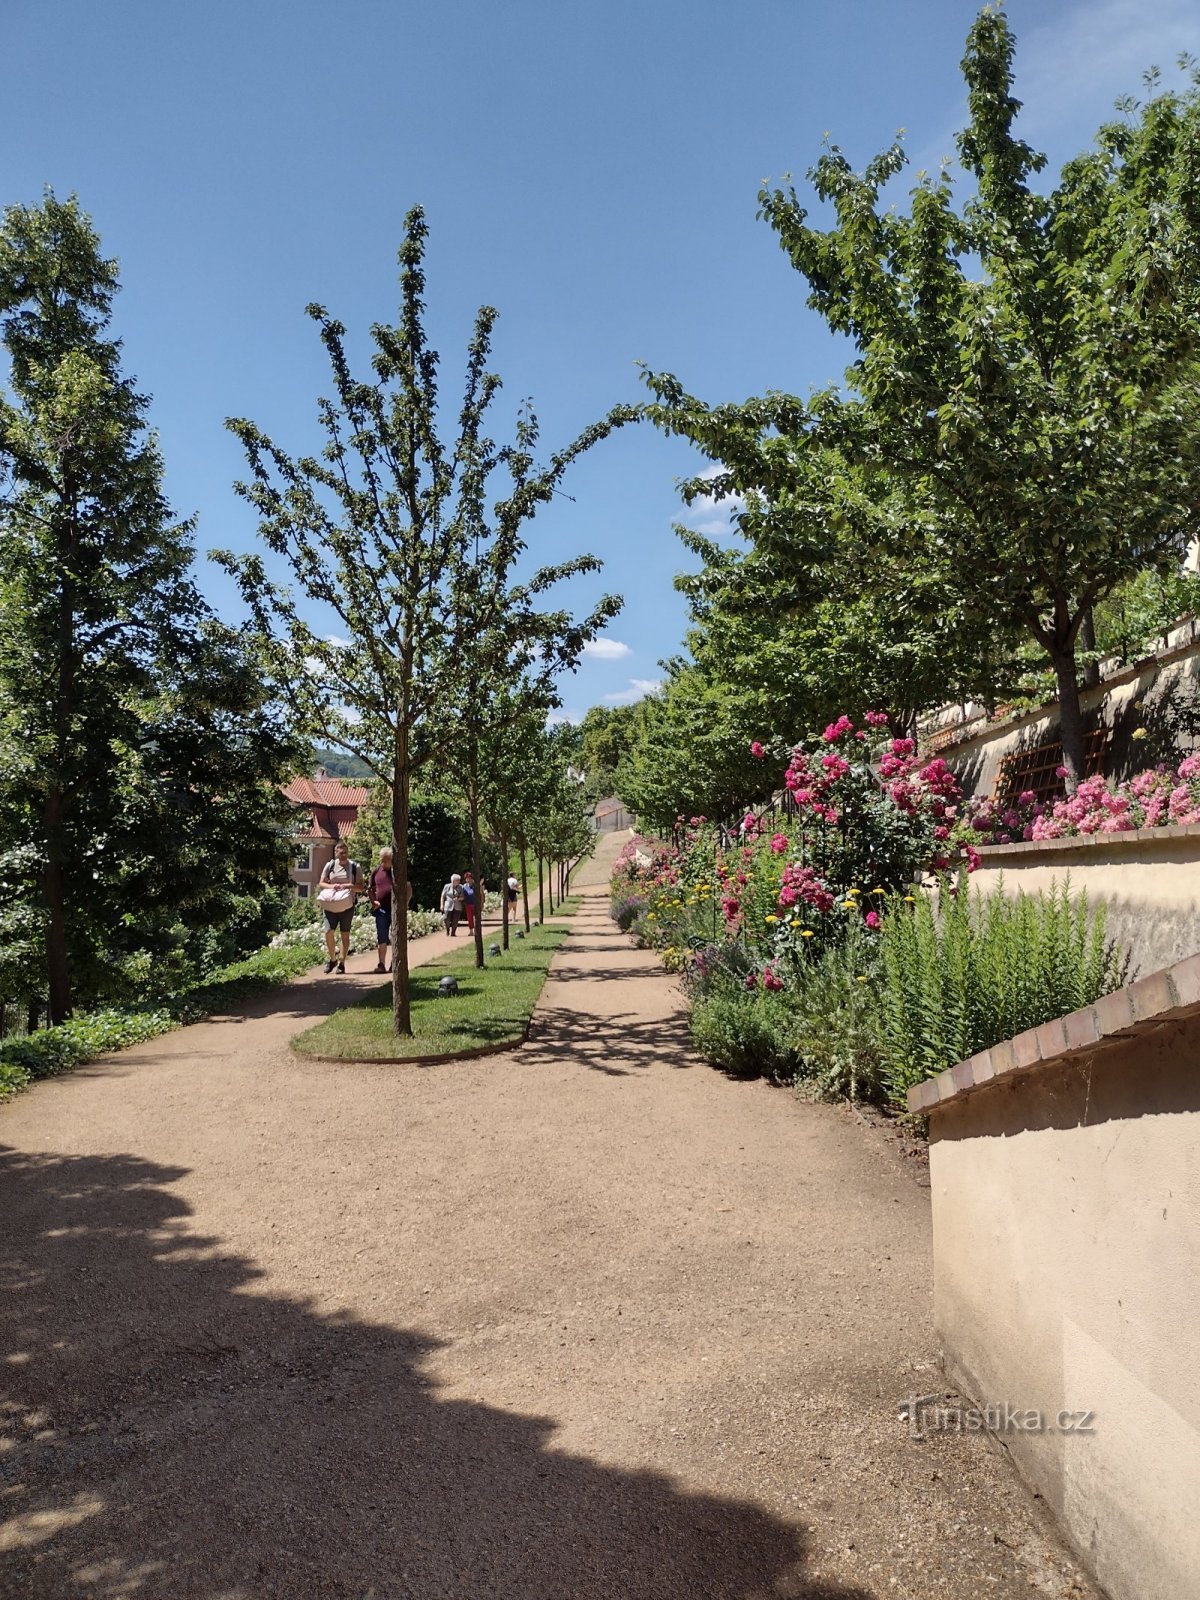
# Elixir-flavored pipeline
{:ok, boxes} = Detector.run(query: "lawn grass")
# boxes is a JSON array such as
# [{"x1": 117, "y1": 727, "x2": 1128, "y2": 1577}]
[{"x1": 291, "y1": 920, "x2": 571, "y2": 1061}]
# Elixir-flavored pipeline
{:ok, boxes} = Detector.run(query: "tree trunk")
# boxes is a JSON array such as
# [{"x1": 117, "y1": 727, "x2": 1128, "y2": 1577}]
[
  {"x1": 42, "y1": 789, "x2": 72, "y2": 1024},
  {"x1": 467, "y1": 771, "x2": 486, "y2": 971},
  {"x1": 538, "y1": 857, "x2": 544, "y2": 924},
  {"x1": 1051, "y1": 643, "x2": 1086, "y2": 794},
  {"x1": 520, "y1": 842, "x2": 531, "y2": 931},
  {"x1": 501, "y1": 833, "x2": 510, "y2": 950},
  {"x1": 1079, "y1": 605, "x2": 1101, "y2": 689},
  {"x1": 391, "y1": 736, "x2": 413, "y2": 1036}
]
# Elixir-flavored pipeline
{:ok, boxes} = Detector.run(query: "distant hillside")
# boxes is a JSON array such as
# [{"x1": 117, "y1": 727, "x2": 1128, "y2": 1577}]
[{"x1": 313, "y1": 748, "x2": 373, "y2": 781}]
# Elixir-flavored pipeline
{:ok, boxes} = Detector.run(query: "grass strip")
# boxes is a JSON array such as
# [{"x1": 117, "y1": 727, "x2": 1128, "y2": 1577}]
[{"x1": 291, "y1": 920, "x2": 571, "y2": 1062}]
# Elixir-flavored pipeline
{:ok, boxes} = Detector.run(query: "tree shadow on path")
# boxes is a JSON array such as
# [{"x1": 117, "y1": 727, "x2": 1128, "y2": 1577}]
[
  {"x1": 524, "y1": 1005, "x2": 698, "y2": 1075},
  {"x1": 1, "y1": 1146, "x2": 873, "y2": 1600}
]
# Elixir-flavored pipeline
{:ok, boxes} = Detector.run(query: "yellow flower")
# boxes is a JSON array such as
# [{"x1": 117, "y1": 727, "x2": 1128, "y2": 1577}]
[
  {"x1": 846, "y1": 887, "x2": 860, "y2": 897},
  {"x1": 646, "y1": 912, "x2": 656, "y2": 921},
  {"x1": 1132, "y1": 727, "x2": 1148, "y2": 741},
  {"x1": 903, "y1": 895, "x2": 916, "y2": 903},
  {"x1": 801, "y1": 929, "x2": 815, "y2": 938},
  {"x1": 789, "y1": 918, "x2": 800, "y2": 927},
  {"x1": 872, "y1": 887, "x2": 885, "y2": 895},
  {"x1": 856, "y1": 975, "x2": 868, "y2": 983},
  {"x1": 765, "y1": 914, "x2": 779, "y2": 923},
  {"x1": 842, "y1": 899, "x2": 857, "y2": 908}
]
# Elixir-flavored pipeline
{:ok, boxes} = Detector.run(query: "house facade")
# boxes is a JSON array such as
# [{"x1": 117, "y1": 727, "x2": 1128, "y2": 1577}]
[{"x1": 283, "y1": 773, "x2": 373, "y2": 898}]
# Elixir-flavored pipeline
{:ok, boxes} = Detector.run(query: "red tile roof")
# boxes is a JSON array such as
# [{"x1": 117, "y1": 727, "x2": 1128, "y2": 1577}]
[
  {"x1": 284, "y1": 775, "x2": 373, "y2": 841},
  {"x1": 284, "y1": 777, "x2": 372, "y2": 808}
]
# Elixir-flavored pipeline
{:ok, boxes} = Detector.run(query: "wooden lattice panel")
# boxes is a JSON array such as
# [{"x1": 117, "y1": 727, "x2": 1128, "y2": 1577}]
[{"x1": 992, "y1": 728, "x2": 1108, "y2": 809}]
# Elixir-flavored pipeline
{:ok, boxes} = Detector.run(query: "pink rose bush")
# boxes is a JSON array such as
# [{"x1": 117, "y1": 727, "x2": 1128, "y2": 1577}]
[
  {"x1": 959, "y1": 754, "x2": 1200, "y2": 845},
  {"x1": 612, "y1": 720, "x2": 1126, "y2": 1106},
  {"x1": 611, "y1": 713, "x2": 975, "y2": 993}
]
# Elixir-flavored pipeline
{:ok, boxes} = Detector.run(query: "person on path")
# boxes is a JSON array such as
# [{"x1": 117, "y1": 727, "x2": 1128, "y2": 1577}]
[
  {"x1": 506, "y1": 873, "x2": 519, "y2": 915},
  {"x1": 369, "y1": 847, "x2": 410, "y2": 973},
  {"x1": 317, "y1": 842, "x2": 363, "y2": 974},
  {"x1": 440, "y1": 873, "x2": 464, "y2": 936},
  {"x1": 461, "y1": 871, "x2": 476, "y2": 934}
]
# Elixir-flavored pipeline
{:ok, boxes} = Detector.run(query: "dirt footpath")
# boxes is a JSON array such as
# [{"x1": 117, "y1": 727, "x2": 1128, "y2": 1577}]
[{"x1": 0, "y1": 839, "x2": 1097, "y2": 1599}]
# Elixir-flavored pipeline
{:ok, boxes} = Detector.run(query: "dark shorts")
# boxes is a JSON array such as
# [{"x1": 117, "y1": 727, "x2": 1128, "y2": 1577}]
[
  {"x1": 323, "y1": 907, "x2": 354, "y2": 934},
  {"x1": 374, "y1": 904, "x2": 393, "y2": 944}
]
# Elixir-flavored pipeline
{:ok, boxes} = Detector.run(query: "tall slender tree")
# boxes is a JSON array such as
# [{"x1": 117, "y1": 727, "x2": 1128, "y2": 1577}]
[{"x1": 221, "y1": 207, "x2": 630, "y2": 1032}]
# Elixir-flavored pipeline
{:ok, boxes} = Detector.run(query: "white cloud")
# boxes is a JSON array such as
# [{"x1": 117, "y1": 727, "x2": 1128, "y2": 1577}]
[
  {"x1": 324, "y1": 633, "x2": 352, "y2": 649},
  {"x1": 603, "y1": 677, "x2": 662, "y2": 706},
  {"x1": 683, "y1": 462, "x2": 746, "y2": 535},
  {"x1": 582, "y1": 637, "x2": 632, "y2": 661},
  {"x1": 546, "y1": 709, "x2": 581, "y2": 727},
  {"x1": 912, "y1": 0, "x2": 1200, "y2": 173},
  {"x1": 1016, "y1": 0, "x2": 1200, "y2": 141}
]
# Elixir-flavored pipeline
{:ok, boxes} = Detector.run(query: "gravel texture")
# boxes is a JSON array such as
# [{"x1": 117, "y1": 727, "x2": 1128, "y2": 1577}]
[{"x1": 0, "y1": 838, "x2": 1099, "y2": 1599}]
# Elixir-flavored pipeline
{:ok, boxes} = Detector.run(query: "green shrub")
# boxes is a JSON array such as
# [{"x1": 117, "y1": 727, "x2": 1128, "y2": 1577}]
[
  {"x1": 879, "y1": 877, "x2": 1126, "y2": 1104},
  {"x1": 788, "y1": 929, "x2": 888, "y2": 1102},
  {"x1": 689, "y1": 986, "x2": 802, "y2": 1079},
  {"x1": 0, "y1": 938, "x2": 329, "y2": 1101}
]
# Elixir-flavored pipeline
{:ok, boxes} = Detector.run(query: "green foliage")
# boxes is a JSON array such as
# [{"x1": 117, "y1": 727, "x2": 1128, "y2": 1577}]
[
  {"x1": 615, "y1": 667, "x2": 772, "y2": 832},
  {"x1": 578, "y1": 703, "x2": 639, "y2": 793},
  {"x1": 313, "y1": 748, "x2": 372, "y2": 780},
  {"x1": 878, "y1": 879, "x2": 1127, "y2": 1103},
  {"x1": 787, "y1": 927, "x2": 888, "y2": 1101},
  {"x1": 688, "y1": 987, "x2": 802, "y2": 1080},
  {"x1": 644, "y1": 10, "x2": 1200, "y2": 786},
  {"x1": 220, "y1": 206, "x2": 630, "y2": 1033},
  {"x1": 0, "y1": 192, "x2": 301, "y2": 1022}
]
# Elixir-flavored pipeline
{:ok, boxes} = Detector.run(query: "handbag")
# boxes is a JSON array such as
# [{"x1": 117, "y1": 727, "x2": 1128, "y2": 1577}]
[{"x1": 318, "y1": 861, "x2": 358, "y2": 910}]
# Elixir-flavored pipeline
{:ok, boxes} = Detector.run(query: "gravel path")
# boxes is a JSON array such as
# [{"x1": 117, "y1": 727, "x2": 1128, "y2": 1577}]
[{"x1": 0, "y1": 838, "x2": 1097, "y2": 1599}]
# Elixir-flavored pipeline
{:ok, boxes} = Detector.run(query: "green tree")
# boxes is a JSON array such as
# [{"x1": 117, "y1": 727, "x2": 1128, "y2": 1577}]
[
  {"x1": 647, "y1": 11, "x2": 1200, "y2": 787},
  {"x1": 0, "y1": 193, "x2": 298, "y2": 1022},
  {"x1": 578, "y1": 703, "x2": 639, "y2": 793},
  {"x1": 221, "y1": 207, "x2": 630, "y2": 1032}
]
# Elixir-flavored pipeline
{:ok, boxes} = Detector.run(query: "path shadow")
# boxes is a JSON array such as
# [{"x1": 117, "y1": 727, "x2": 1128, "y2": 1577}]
[
  {"x1": 525, "y1": 1005, "x2": 697, "y2": 1075},
  {"x1": 0, "y1": 1147, "x2": 872, "y2": 1600}
]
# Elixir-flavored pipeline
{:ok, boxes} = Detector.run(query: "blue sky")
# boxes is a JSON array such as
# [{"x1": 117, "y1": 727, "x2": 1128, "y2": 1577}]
[{"x1": 5, "y1": 0, "x2": 1200, "y2": 720}]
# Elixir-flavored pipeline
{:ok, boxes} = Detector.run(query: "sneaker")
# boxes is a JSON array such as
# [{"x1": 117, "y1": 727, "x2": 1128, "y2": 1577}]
[
  {"x1": 336, "y1": 961, "x2": 346, "y2": 975},
  {"x1": 373, "y1": 962, "x2": 386, "y2": 973},
  {"x1": 324, "y1": 960, "x2": 335, "y2": 974}
]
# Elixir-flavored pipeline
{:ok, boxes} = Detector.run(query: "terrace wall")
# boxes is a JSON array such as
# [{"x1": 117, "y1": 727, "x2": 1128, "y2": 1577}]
[
  {"x1": 933, "y1": 629, "x2": 1200, "y2": 801},
  {"x1": 912, "y1": 965, "x2": 1200, "y2": 1600},
  {"x1": 970, "y1": 824, "x2": 1200, "y2": 979}
]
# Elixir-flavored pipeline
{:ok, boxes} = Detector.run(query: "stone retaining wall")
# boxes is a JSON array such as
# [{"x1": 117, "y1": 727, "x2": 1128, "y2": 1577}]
[{"x1": 970, "y1": 823, "x2": 1200, "y2": 978}]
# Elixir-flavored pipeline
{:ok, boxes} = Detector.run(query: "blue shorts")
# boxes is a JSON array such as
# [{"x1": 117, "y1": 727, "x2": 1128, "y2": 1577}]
[{"x1": 374, "y1": 904, "x2": 393, "y2": 945}]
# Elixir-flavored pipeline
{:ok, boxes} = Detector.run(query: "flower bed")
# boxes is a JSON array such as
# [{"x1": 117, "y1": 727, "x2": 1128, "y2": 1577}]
[
  {"x1": 959, "y1": 753, "x2": 1200, "y2": 844},
  {"x1": 613, "y1": 714, "x2": 1124, "y2": 1109}
]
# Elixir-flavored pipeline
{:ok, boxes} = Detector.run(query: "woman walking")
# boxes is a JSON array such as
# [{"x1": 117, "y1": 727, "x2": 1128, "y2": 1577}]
[
  {"x1": 317, "y1": 842, "x2": 363, "y2": 974},
  {"x1": 439, "y1": 873, "x2": 464, "y2": 936}
]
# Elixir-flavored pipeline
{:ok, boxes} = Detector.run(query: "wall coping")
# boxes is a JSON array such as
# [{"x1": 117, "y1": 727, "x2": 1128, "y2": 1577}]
[
  {"x1": 973, "y1": 821, "x2": 1200, "y2": 860},
  {"x1": 907, "y1": 952, "x2": 1200, "y2": 1115}
]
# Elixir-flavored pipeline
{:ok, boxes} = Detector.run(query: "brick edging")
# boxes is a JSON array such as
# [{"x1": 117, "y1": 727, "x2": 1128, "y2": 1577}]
[{"x1": 907, "y1": 952, "x2": 1200, "y2": 1113}]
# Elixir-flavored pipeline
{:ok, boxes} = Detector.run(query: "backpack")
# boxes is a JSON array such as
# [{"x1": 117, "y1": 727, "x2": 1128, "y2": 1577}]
[{"x1": 317, "y1": 859, "x2": 359, "y2": 909}]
